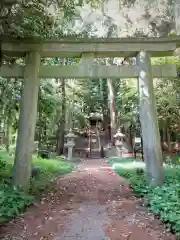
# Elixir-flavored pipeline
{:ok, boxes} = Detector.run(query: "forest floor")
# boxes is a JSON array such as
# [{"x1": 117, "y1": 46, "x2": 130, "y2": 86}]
[{"x1": 0, "y1": 158, "x2": 176, "y2": 240}]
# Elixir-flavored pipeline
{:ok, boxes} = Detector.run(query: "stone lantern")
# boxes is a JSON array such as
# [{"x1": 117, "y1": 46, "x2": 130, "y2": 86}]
[
  {"x1": 114, "y1": 129, "x2": 125, "y2": 157},
  {"x1": 66, "y1": 129, "x2": 76, "y2": 160},
  {"x1": 91, "y1": 132, "x2": 97, "y2": 144}
]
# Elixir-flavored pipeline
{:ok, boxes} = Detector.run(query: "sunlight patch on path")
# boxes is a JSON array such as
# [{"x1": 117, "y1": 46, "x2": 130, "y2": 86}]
[
  {"x1": 112, "y1": 162, "x2": 145, "y2": 170},
  {"x1": 80, "y1": 166, "x2": 112, "y2": 171}
]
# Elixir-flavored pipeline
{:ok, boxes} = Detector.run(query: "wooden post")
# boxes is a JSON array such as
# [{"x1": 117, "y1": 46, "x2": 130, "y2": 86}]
[
  {"x1": 13, "y1": 51, "x2": 41, "y2": 190},
  {"x1": 136, "y1": 51, "x2": 164, "y2": 186}
]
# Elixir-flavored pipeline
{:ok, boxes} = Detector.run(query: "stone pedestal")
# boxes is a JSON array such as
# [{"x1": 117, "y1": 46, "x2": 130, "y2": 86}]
[
  {"x1": 114, "y1": 130, "x2": 125, "y2": 158},
  {"x1": 115, "y1": 139, "x2": 123, "y2": 157},
  {"x1": 66, "y1": 129, "x2": 76, "y2": 161},
  {"x1": 66, "y1": 141, "x2": 74, "y2": 160}
]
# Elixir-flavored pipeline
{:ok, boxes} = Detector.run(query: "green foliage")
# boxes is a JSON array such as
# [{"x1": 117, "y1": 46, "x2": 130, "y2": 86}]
[
  {"x1": 0, "y1": 153, "x2": 13, "y2": 183},
  {"x1": 0, "y1": 184, "x2": 33, "y2": 224},
  {"x1": 166, "y1": 155, "x2": 180, "y2": 165},
  {"x1": 30, "y1": 156, "x2": 73, "y2": 196},
  {"x1": 1, "y1": 0, "x2": 78, "y2": 38},
  {"x1": 114, "y1": 162, "x2": 180, "y2": 235},
  {"x1": 0, "y1": 151, "x2": 73, "y2": 223},
  {"x1": 0, "y1": 155, "x2": 33, "y2": 223}
]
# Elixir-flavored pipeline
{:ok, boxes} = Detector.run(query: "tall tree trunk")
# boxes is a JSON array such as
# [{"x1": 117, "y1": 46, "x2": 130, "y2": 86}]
[
  {"x1": 44, "y1": 121, "x2": 47, "y2": 144},
  {"x1": 162, "y1": 127, "x2": 166, "y2": 142},
  {"x1": 5, "y1": 116, "x2": 11, "y2": 153},
  {"x1": 37, "y1": 90, "x2": 43, "y2": 151},
  {"x1": 167, "y1": 127, "x2": 171, "y2": 153},
  {"x1": 107, "y1": 78, "x2": 117, "y2": 141},
  {"x1": 38, "y1": 118, "x2": 43, "y2": 151},
  {"x1": 56, "y1": 78, "x2": 66, "y2": 155},
  {"x1": 127, "y1": 124, "x2": 133, "y2": 153},
  {"x1": 100, "y1": 79, "x2": 110, "y2": 140}
]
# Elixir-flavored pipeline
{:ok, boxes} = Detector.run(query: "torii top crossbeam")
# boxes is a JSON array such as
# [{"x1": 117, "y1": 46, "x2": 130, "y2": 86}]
[
  {"x1": 2, "y1": 35, "x2": 180, "y2": 58},
  {"x1": 8, "y1": 36, "x2": 179, "y2": 188}
]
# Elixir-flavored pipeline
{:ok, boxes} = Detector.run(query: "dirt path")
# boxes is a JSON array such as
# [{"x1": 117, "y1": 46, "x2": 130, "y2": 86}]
[{"x1": 0, "y1": 159, "x2": 176, "y2": 240}]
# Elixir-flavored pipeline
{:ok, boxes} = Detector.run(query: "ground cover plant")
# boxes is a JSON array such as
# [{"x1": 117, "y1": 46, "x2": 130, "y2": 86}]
[
  {"x1": 108, "y1": 156, "x2": 180, "y2": 236},
  {"x1": 0, "y1": 150, "x2": 73, "y2": 223}
]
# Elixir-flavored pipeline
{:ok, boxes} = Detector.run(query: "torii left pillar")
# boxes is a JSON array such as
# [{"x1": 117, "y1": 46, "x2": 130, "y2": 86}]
[{"x1": 13, "y1": 51, "x2": 41, "y2": 190}]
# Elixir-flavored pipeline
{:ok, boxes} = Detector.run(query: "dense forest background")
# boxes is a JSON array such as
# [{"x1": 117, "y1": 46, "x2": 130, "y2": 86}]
[{"x1": 1, "y1": 0, "x2": 180, "y2": 155}]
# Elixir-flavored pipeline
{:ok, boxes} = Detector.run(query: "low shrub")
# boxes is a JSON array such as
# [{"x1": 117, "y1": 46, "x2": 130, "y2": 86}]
[
  {"x1": 114, "y1": 162, "x2": 180, "y2": 236},
  {"x1": 0, "y1": 184, "x2": 33, "y2": 223},
  {"x1": 0, "y1": 151, "x2": 73, "y2": 223},
  {"x1": 30, "y1": 157, "x2": 73, "y2": 196}
]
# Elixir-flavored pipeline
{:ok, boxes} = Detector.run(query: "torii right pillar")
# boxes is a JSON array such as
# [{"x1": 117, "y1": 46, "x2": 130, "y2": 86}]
[{"x1": 136, "y1": 51, "x2": 164, "y2": 186}]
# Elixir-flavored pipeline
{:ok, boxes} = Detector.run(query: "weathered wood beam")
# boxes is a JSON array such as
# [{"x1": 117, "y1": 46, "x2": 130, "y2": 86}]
[
  {"x1": 2, "y1": 35, "x2": 180, "y2": 44},
  {"x1": 2, "y1": 39, "x2": 177, "y2": 57},
  {"x1": 0, "y1": 64, "x2": 177, "y2": 78},
  {"x1": 80, "y1": 53, "x2": 94, "y2": 78},
  {"x1": 80, "y1": 53, "x2": 94, "y2": 65}
]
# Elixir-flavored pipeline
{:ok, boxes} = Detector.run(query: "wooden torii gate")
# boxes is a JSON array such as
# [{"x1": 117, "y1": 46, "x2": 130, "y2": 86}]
[{"x1": 0, "y1": 36, "x2": 180, "y2": 188}]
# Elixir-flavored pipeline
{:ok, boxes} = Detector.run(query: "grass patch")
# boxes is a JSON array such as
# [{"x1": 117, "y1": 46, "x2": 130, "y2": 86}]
[
  {"x1": 166, "y1": 154, "x2": 180, "y2": 165},
  {"x1": 108, "y1": 156, "x2": 144, "y2": 171},
  {"x1": 107, "y1": 157, "x2": 139, "y2": 165},
  {"x1": 0, "y1": 150, "x2": 73, "y2": 223},
  {"x1": 33, "y1": 156, "x2": 73, "y2": 175},
  {"x1": 30, "y1": 156, "x2": 73, "y2": 196},
  {"x1": 110, "y1": 157, "x2": 180, "y2": 236},
  {"x1": 0, "y1": 150, "x2": 13, "y2": 164}
]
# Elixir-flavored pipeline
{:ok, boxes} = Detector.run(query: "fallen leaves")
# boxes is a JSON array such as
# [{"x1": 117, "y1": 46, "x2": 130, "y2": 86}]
[{"x1": 0, "y1": 160, "x2": 176, "y2": 240}]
